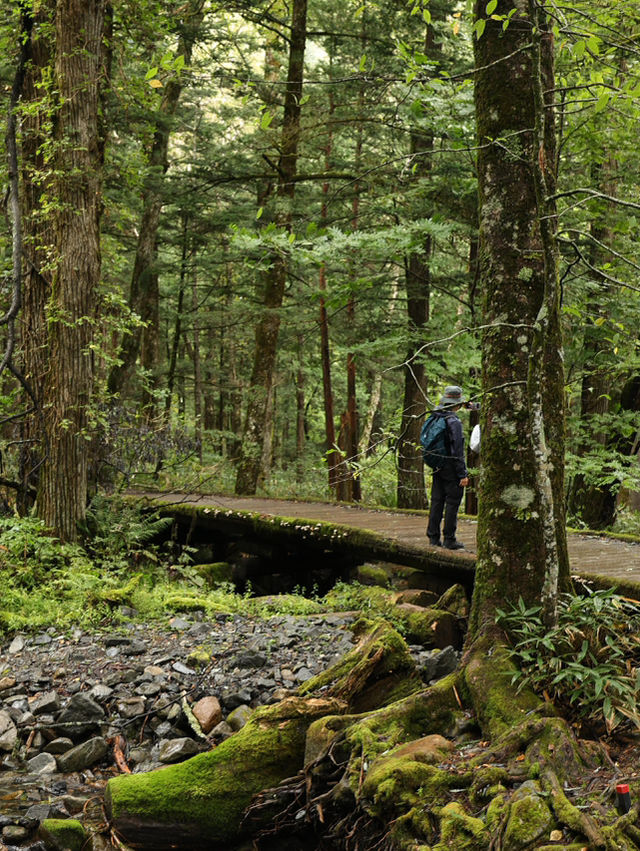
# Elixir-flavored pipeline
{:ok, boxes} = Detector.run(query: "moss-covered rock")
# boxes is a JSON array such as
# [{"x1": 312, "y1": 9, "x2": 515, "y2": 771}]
[
  {"x1": 39, "y1": 818, "x2": 87, "y2": 851},
  {"x1": 502, "y1": 792, "x2": 554, "y2": 850},
  {"x1": 355, "y1": 563, "x2": 391, "y2": 587},
  {"x1": 105, "y1": 696, "x2": 346, "y2": 850},
  {"x1": 433, "y1": 801, "x2": 490, "y2": 850}
]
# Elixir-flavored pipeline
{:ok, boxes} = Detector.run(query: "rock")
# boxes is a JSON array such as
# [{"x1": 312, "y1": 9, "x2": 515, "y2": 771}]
[
  {"x1": 210, "y1": 720, "x2": 233, "y2": 741},
  {"x1": 27, "y1": 752, "x2": 58, "y2": 775},
  {"x1": 0, "y1": 677, "x2": 16, "y2": 692},
  {"x1": 115, "y1": 697, "x2": 146, "y2": 719},
  {"x1": 88, "y1": 684, "x2": 114, "y2": 702},
  {"x1": 8, "y1": 635, "x2": 25, "y2": 654},
  {"x1": 234, "y1": 650, "x2": 267, "y2": 668},
  {"x1": 30, "y1": 691, "x2": 61, "y2": 715},
  {"x1": 227, "y1": 705, "x2": 253, "y2": 732},
  {"x1": 56, "y1": 737, "x2": 108, "y2": 772},
  {"x1": 172, "y1": 661, "x2": 194, "y2": 675},
  {"x1": 221, "y1": 690, "x2": 252, "y2": 711},
  {"x1": 0, "y1": 711, "x2": 18, "y2": 752},
  {"x1": 2, "y1": 824, "x2": 29, "y2": 842},
  {"x1": 157, "y1": 737, "x2": 200, "y2": 764},
  {"x1": 55, "y1": 693, "x2": 105, "y2": 741},
  {"x1": 39, "y1": 818, "x2": 87, "y2": 851},
  {"x1": 394, "y1": 589, "x2": 439, "y2": 607},
  {"x1": 433, "y1": 646, "x2": 460, "y2": 679},
  {"x1": 192, "y1": 697, "x2": 222, "y2": 734}
]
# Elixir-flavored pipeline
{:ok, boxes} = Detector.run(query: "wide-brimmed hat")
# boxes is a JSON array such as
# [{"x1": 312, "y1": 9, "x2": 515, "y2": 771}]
[{"x1": 439, "y1": 385, "x2": 465, "y2": 408}]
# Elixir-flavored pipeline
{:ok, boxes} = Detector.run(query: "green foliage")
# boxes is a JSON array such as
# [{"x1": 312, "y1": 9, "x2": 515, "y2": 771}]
[
  {"x1": 81, "y1": 493, "x2": 172, "y2": 568},
  {"x1": 497, "y1": 589, "x2": 640, "y2": 734}
]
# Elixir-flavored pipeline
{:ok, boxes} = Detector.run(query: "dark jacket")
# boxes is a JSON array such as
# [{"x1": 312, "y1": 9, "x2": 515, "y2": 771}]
[{"x1": 432, "y1": 408, "x2": 468, "y2": 480}]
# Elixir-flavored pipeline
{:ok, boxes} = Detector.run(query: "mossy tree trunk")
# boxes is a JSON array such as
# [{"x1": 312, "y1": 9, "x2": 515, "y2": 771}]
[
  {"x1": 17, "y1": 0, "x2": 54, "y2": 514},
  {"x1": 36, "y1": 0, "x2": 106, "y2": 542},
  {"x1": 469, "y1": 0, "x2": 570, "y2": 635}
]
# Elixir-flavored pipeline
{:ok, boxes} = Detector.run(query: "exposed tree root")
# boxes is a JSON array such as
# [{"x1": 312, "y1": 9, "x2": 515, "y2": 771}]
[{"x1": 244, "y1": 629, "x2": 640, "y2": 851}]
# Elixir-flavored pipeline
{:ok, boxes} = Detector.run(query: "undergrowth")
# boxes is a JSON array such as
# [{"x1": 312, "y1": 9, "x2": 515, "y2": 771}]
[
  {"x1": 497, "y1": 586, "x2": 640, "y2": 735},
  {"x1": 0, "y1": 501, "x2": 392, "y2": 637}
]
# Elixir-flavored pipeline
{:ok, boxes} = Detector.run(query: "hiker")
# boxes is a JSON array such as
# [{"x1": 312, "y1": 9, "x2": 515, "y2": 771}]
[{"x1": 422, "y1": 385, "x2": 470, "y2": 550}]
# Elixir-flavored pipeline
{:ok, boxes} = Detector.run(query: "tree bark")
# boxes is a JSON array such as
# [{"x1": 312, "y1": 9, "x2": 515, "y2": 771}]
[
  {"x1": 36, "y1": 0, "x2": 106, "y2": 541},
  {"x1": 469, "y1": 0, "x2": 569, "y2": 635},
  {"x1": 234, "y1": 0, "x2": 308, "y2": 495},
  {"x1": 17, "y1": 0, "x2": 54, "y2": 513}
]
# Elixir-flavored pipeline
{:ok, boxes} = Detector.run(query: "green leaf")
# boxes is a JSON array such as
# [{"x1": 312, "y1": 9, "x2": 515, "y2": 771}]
[
  {"x1": 475, "y1": 18, "x2": 486, "y2": 39},
  {"x1": 260, "y1": 111, "x2": 273, "y2": 130},
  {"x1": 145, "y1": 66, "x2": 158, "y2": 80},
  {"x1": 486, "y1": 0, "x2": 497, "y2": 13}
]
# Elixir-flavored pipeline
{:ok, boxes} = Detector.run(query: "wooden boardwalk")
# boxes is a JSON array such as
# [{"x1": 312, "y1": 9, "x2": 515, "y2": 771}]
[{"x1": 141, "y1": 492, "x2": 640, "y2": 584}]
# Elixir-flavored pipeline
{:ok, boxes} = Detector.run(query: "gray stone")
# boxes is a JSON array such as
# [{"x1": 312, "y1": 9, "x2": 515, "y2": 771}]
[
  {"x1": 27, "y1": 752, "x2": 58, "y2": 774},
  {"x1": 89, "y1": 684, "x2": 114, "y2": 702},
  {"x1": 211, "y1": 720, "x2": 233, "y2": 740},
  {"x1": 0, "y1": 710, "x2": 18, "y2": 752},
  {"x1": 116, "y1": 697, "x2": 146, "y2": 719},
  {"x1": 56, "y1": 736, "x2": 108, "y2": 772},
  {"x1": 227, "y1": 704, "x2": 253, "y2": 732},
  {"x1": 172, "y1": 661, "x2": 194, "y2": 675},
  {"x1": 295, "y1": 667, "x2": 314, "y2": 682},
  {"x1": 123, "y1": 640, "x2": 147, "y2": 656},
  {"x1": 234, "y1": 650, "x2": 267, "y2": 668},
  {"x1": 31, "y1": 690, "x2": 61, "y2": 715},
  {"x1": 433, "y1": 645, "x2": 459, "y2": 679},
  {"x1": 2, "y1": 824, "x2": 29, "y2": 841},
  {"x1": 44, "y1": 737, "x2": 75, "y2": 755},
  {"x1": 55, "y1": 693, "x2": 105, "y2": 741},
  {"x1": 157, "y1": 737, "x2": 200, "y2": 764},
  {"x1": 221, "y1": 690, "x2": 252, "y2": 711},
  {"x1": 8, "y1": 635, "x2": 25, "y2": 654}
]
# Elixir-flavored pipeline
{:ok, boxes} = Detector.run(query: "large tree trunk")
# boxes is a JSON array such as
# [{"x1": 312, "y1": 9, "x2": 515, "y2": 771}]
[
  {"x1": 234, "y1": 0, "x2": 308, "y2": 495},
  {"x1": 107, "y1": 2, "x2": 204, "y2": 409},
  {"x1": 36, "y1": 0, "x2": 106, "y2": 541},
  {"x1": 17, "y1": 0, "x2": 54, "y2": 513},
  {"x1": 469, "y1": 0, "x2": 569, "y2": 635}
]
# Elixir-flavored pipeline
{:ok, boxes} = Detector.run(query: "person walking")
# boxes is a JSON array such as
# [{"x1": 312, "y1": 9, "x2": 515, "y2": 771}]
[{"x1": 423, "y1": 385, "x2": 469, "y2": 550}]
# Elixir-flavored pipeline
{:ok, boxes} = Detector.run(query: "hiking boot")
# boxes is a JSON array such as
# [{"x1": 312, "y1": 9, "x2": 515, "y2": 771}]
[
  {"x1": 443, "y1": 539, "x2": 464, "y2": 550},
  {"x1": 428, "y1": 537, "x2": 442, "y2": 547}
]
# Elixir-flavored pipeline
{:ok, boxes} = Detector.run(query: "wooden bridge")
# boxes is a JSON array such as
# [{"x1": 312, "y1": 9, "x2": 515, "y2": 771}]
[{"x1": 135, "y1": 492, "x2": 640, "y2": 595}]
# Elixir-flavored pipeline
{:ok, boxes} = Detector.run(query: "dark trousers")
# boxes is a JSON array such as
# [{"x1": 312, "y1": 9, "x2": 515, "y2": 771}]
[{"x1": 427, "y1": 469, "x2": 463, "y2": 543}]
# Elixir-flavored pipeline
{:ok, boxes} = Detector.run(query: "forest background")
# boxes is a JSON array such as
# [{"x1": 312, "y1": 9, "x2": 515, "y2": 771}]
[{"x1": 1, "y1": 0, "x2": 639, "y2": 542}]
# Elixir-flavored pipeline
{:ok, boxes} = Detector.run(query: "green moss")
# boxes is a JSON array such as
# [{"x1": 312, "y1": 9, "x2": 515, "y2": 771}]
[
  {"x1": 186, "y1": 648, "x2": 211, "y2": 668},
  {"x1": 163, "y1": 592, "x2": 209, "y2": 612},
  {"x1": 463, "y1": 635, "x2": 541, "y2": 740},
  {"x1": 39, "y1": 818, "x2": 87, "y2": 851},
  {"x1": 195, "y1": 562, "x2": 233, "y2": 586},
  {"x1": 502, "y1": 794, "x2": 553, "y2": 850},
  {"x1": 433, "y1": 801, "x2": 490, "y2": 850},
  {"x1": 106, "y1": 696, "x2": 346, "y2": 848},
  {"x1": 298, "y1": 619, "x2": 422, "y2": 710},
  {"x1": 485, "y1": 793, "x2": 508, "y2": 831},
  {"x1": 356, "y1": 563, "x2": 391, "y2": 588},
  {"x1": 363, "y1": 738, "x2": 457, "y2": 816}
]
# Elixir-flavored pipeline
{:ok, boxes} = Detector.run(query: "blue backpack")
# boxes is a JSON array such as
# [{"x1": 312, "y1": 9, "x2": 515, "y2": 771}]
[{"x1": 420, "y1": 414, "x2": 450, "y2": 470}]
